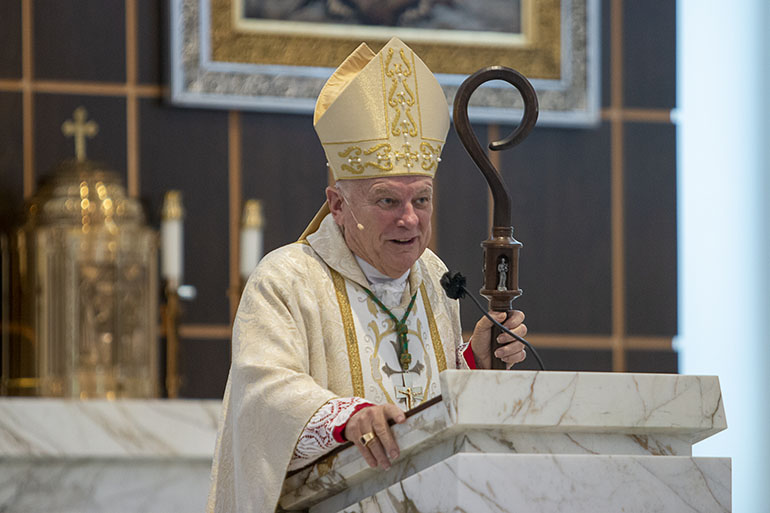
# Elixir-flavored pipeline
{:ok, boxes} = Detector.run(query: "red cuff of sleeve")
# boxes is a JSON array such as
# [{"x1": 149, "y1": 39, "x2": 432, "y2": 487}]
[
  {"x1": 332, "y1": 402, "x2": 375, "y2": 443},
  {"x1": 463, "y1": 340, "x2": 477, "y2": 369}
]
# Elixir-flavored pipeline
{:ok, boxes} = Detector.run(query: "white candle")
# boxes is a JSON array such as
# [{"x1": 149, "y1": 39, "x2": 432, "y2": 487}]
[
  {"x1": 161, "y1": 191, "x2": 184, "y2": 286},
  {"x1": 240, "y1": 199, "x2": 264, "y2": 280}
]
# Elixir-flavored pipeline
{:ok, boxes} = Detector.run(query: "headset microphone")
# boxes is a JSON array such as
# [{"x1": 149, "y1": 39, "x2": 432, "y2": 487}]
[
  {"x1": 348, "y1": 207, "x2": 365, "y2": 231},
  {"x1": 339, "y1": 190, "x2": 365, "y2": 231}
]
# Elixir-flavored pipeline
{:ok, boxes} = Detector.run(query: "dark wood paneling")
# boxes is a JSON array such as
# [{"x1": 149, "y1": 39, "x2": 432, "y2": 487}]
[
  {"x1": 498, "y1": 124, "x2": 613, "y2": 335},
  {"x1": 0, "y1": 1, "x2": 22, "y2": 79},
  {"x1": 178, "y1": 338, "x2": 231, "y2": 399},
  {"x1": 240, "y1": 112, "x2": 328, "y2": 252},
  {"x1": 623, "y1": 1, "x2": 676, "y2": 109},
  {"x1": 624, "y1": 122, "x2": 677, "y2": 336},
  {"x1": 601, "y1": 0, "x2": 612, "y2": 109},
  {"x1": 34, "y1": 93, "x2": 127, "y2": 184},
  {"x1": 138, "y1": 0, "x2": 163, "y2": 85},
  {"x1": 34, "y1": 0, "x2": 126, "y2": 82},
  {"x1": 435, "y1": 124, "x2": 491, "y2": 332},
  {"x1": 0, "y1": 92, "x2": 24, "y2": 225},
  {"x1": 627, "y1": 349, "x2": 678, "y2": 373},
  {"x1": 515, "y1": 347, "x2": 677, "y2": 373},
  {"x1": 517, "y1": 347, "x2": 613, "y2": 372},
  {"x1": 139, "y1": 98, "x2": 229, "y2": 324}
]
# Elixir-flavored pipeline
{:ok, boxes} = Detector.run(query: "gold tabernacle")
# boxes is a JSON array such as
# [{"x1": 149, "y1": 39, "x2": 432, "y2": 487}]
[{"x1": 1, "y1": 108, "x2": 159, "y2": 398}]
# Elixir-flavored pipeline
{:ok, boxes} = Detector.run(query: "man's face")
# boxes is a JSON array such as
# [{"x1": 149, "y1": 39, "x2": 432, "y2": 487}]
[{"x1": 327, "y1": 176, "x2": 434, "y2": 279}]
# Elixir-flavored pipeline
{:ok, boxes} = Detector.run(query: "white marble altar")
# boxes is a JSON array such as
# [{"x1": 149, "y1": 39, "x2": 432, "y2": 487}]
[
  {"x1": 281, "y1": 370, "x2": 730, "y2": 513},
  {"x1": 0, "y1": 399, "x2": 220, "y2": 513}
]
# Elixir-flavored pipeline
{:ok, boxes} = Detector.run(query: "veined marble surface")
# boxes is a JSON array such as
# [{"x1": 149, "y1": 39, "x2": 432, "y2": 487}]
[
  {"x1": 281, "y1": 371, "x2": 727, "y2": 511},
  {"x1": 0, "y1": 459, "x2": 212, "y2": 513},
  {"x1": 441, "y1": 370, "x2": 726, "y2": 442},
  {"x1": 0, "y1": 399, "x2": 221, "y2": 513},
  {"x1": 0, "y1": 398, "x2": 221, "y2": 457},
  {"x1": 336, "y1": 453, "x2": 731, "y2": 513}
]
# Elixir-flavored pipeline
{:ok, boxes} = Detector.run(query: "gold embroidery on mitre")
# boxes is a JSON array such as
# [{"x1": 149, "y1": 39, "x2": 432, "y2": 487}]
[
  {"x1": 338, "y1": 143, "x2": 394, "y2": 175},
  {"x1": 420, "y1": 142, "x2": 442, "y2": 171},
  {"x1": 336, "y1": 141, "x2": 442, "y2": 177},
  {"x1": 384, "y1": 48, "x2": 418, "y2": 138},
  {"x1": 314, "y1": 37, "x2": 449, "y2": 181}
]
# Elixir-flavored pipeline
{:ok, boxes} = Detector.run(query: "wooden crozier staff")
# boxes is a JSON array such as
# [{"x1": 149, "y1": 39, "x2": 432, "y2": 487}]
[{"x1": 453, "y1": 67, "x2": 539, "y2": 370}]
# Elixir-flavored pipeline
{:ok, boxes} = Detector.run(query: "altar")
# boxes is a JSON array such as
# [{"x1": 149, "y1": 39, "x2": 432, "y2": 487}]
[{"x1": 0, "y1": 399, "x2": 220, "y2": 513}]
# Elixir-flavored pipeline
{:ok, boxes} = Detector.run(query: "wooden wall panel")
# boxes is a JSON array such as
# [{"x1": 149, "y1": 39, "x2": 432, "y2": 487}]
[
  {"x1": 434, "y1": 125, "x2": 491, "y2": 332},
  {"x1": 34, "y1": 0, "x2": 126, "y2": 82},
  {"x1": 139, "y1": 99, "x2": 230, "y2": 324},
  {"x1": 0, "y1": 93, "x2": 24, "y2": 224},
  {"x1": 623, "y1": 1, "x2": 677, "y2": 109},
  {"x1": 517, "y1": 347, "x2": 677, "y2": 373},
  {"x1": 624, "y1": 122, "x2": 678, "y2": 336},
  {"x1": 0, "y1": 1, "x2": 22, "y2": 79},
  {"x1": 499, "y1": 124, "x2": 614, "y2": 335},
  {"x1": 240, "y1": 112, "x2": 328, "y2": 253},
  {"x1": 601, "y1": 0, "x2": 612, "y2": 109},
  {"x1": 137, "y1": 0, "x2": 163, "y2": 86},
  {"x1": 177, "y1": 338, "x2": 231, "y2": 399}
]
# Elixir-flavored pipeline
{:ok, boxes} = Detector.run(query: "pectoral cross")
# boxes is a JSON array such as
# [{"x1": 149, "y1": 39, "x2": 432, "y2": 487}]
[
  {"x1": 395, "y1": 372, "x2": 423, "y2": 410},
  {"x1": 62, "y1": 106, "x2": 99, "y2": 162}
]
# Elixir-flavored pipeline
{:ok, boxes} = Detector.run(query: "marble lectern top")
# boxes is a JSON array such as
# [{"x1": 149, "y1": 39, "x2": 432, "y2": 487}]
[{"x1": 280, "y1": 370, "x2": 726, "y2": 511}]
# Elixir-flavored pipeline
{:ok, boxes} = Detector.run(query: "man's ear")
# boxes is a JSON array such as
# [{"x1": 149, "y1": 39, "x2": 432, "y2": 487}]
[{"x1": 326, "y1": 186, "x2": 345, "y2": 225}]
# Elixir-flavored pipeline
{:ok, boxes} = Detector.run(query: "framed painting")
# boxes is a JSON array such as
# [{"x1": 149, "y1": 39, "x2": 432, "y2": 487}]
[{"x1": 170, "y1": 0, "x2": 599, "y2": 126}]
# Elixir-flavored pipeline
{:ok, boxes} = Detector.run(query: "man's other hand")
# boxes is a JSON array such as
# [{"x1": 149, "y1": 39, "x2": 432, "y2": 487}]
[
  {"x1": 470, "y1": 310, "x2": 527, "y2": 369},
  {"x1": 345, "y1": 404, "x2": 406, "y2": 470}
]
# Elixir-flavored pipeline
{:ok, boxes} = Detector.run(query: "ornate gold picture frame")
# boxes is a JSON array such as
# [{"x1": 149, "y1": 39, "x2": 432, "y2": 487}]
[{"x1": 170, "y1": 0, "x2": 599, "y2": 126}]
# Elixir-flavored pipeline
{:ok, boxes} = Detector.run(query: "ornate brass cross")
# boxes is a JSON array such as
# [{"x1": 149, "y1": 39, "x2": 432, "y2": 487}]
[
  {"x1": 395, "y1": 373, "x2": 423, "y2": 410},
  {"x1": 62, "y1": 106, "x2": 99, "y2": 162}
]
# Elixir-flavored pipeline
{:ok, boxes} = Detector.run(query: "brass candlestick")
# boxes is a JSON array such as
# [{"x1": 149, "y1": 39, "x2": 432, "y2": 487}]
[
  {"x1": 161, "y1": 191, "x2": 185, "y2": 398},
  {"x1": 164, "y1": 282, "x2": 182, "y2": 399}
]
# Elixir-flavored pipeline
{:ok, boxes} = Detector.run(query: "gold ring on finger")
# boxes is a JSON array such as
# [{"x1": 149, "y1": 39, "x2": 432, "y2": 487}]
[{"x1": 360, "y1": 431, "x2": 376, "y2": 447}]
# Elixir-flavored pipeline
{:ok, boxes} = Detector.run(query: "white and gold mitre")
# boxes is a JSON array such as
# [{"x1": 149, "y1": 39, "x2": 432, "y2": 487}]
[{"x1": 313, "y1": 37, "x2": 450, "y2": 181}]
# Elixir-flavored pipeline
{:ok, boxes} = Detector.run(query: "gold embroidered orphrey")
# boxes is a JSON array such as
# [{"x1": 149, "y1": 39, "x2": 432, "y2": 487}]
[
  {"x1": 330, "y1": 268, "x2": 365, "y2": 397},
  {"x1": 330, "y1": 268, "x2": 447, "y2": 411}
]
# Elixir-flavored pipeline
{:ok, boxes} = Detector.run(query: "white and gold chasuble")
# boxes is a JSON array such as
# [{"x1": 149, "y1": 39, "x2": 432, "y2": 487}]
[
  {"x1": 207, "y1": 214, "x2": 464, "y2": 513},
  {"x1": 335, "y1": 272, "x2": 447, "y2": 409}
]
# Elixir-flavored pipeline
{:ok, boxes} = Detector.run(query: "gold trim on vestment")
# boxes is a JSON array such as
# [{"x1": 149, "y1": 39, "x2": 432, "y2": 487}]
[
  {"x1": 330, "y1": 268, "x2": 365, "y2": 396},
  {"x1": 420, "y1": 283, "x2": 447, "y2": 372}
]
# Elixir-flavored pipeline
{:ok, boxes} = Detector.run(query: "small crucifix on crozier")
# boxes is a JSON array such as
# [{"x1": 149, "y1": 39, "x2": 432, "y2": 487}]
[
  {"x1": 395, "y1": 372, "x2": 423, "y2": 411},
  {"x1": 497, "y1": 256, "x2": 509, "y2": 291}
]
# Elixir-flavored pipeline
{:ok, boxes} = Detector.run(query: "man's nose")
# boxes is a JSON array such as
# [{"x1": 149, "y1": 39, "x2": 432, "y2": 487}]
[{"x1": 397, "y1": 202, "x2": 419, "y2": 228}]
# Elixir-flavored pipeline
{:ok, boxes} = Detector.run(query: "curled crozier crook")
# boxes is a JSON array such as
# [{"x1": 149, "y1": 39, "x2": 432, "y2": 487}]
[
  {"x1": 452, "y1": 66, "x2": 539, "y2": 369},
  {"x1": 452, "y1": 66, "x2": 539, "y2": 228}
]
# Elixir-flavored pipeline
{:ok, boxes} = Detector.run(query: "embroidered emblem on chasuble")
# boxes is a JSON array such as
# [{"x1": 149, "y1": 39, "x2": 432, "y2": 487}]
[{"x1": 330, "y1": 270, "x2": 446, "y2": 408}]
